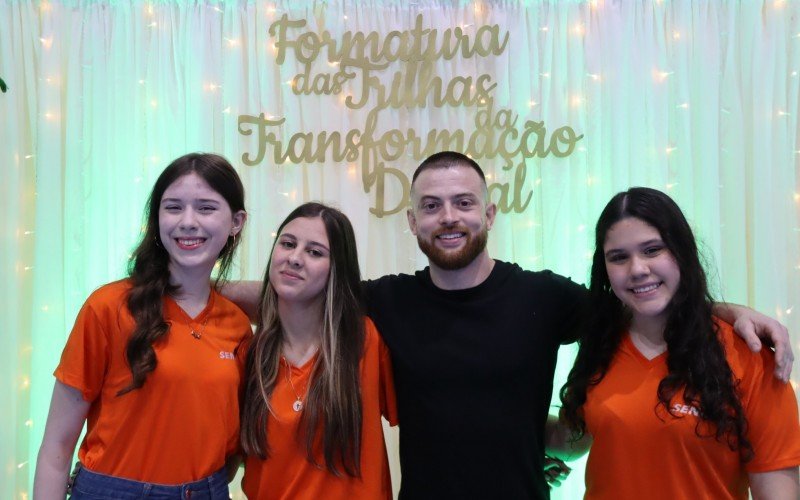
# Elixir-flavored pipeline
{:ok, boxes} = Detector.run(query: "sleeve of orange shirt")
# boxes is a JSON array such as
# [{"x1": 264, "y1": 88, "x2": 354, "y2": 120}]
[
  {"x1": 726, "y1": 323, "x2": 800, "y2": 473},
  {"x1": 54, "y1": 285, "x2": 117, "y2": 402},
  {"x1": 370, "y1": 318, "x2": 398, "y2": 426}
]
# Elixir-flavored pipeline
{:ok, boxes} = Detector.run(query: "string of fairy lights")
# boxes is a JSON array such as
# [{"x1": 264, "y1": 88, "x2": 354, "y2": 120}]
[{"x1": 6, "y1": 0, "x2": 800, "y2": 498}]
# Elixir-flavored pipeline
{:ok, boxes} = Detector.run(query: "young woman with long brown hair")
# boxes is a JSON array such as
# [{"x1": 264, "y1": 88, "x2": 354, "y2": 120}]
[
  {"x1": 554, "y1": 187, "x2": 800, "y2": 499},
  {"x1": 240, "y1": 202, "x2": 397, "y2": 499},
  {"x1": 34, "y1": 153, "x2": 250, "y2": 499}
]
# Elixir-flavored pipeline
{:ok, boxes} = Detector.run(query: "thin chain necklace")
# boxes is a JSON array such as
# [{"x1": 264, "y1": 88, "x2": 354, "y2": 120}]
[
  {"x1": 282, "y1": 356, "x2": 306, "y2": 412},
  {"x1": 189, "y1": 317, "x2": 209, "y2": 340},
  {"x1": 171, "y1": 292, "x2": 210, "y2": 340}
]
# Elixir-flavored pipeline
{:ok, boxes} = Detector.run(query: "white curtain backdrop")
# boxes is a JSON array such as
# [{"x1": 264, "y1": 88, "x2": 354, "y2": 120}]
[{"x1": 2, "y1": 0, "x2": 799, "y2": 498}]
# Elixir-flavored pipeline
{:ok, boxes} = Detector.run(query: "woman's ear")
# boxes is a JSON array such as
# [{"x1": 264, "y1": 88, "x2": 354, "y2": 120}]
[{"x1": 231, "y1": 210, "x2": 247, "y2": 235}]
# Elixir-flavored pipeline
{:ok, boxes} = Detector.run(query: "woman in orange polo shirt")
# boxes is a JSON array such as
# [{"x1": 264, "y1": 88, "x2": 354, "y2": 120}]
[
  {"x1": 555, "y1": 187, "x2": 800, "y2": 499},
  {"x1": 240, "y1": 202, "x2": 397, "y2": 499},
  {"x1": 34, "y1": 153, "x2": 251, "y2": 499}
]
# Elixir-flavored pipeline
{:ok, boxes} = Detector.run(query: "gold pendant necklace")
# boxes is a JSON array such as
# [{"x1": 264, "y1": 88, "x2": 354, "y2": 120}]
[
  {"x1": 190, "y1": 318, "x2": 209, "y2": 340},
  {"x1": 282, "y1": 356, "x2": 306, "y2": 412}
]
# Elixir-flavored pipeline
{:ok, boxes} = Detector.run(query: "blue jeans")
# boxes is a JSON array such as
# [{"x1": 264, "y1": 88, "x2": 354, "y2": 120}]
[{"x1": 69, "y1": 464, "x2": 230, "y2": 500}]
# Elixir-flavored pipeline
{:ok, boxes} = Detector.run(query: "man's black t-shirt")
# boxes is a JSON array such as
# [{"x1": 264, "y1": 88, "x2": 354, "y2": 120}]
[{"x1": 365, "y1": 260, "x2": 588, "y2": 499}]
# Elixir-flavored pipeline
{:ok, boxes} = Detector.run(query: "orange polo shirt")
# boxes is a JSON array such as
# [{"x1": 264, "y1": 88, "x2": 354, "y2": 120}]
[
  {"x1": 242, "y1": 317, "x2": 398, "y2": 499},
  {"x1": 55, "y1": 280, "x2": 252, "y2": 483},
  {"x1": 583, "y1": 320, "x2": 800, "y2": 499}
]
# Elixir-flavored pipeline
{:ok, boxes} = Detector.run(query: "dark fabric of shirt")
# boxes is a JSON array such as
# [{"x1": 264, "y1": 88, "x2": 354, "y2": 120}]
[{"x1": 364, "y1": 260, "x2": 588, "y2": 500}]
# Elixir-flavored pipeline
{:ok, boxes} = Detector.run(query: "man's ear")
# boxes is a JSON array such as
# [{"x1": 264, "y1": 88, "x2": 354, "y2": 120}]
[
  {"x1": 407, "y1": 208, "x2": 418, "y2": 236},
  {"x1": 485, "y1": 203, "x2": 497, "y2": 231}
]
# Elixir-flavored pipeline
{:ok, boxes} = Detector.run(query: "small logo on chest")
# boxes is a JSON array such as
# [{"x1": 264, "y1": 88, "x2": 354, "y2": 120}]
[
  {"x1": 671, "y1": 403, "x2": 700, "y2": 416},
  {"x1": 219, "y1": 351, "x2": 235, "y2": 360}
]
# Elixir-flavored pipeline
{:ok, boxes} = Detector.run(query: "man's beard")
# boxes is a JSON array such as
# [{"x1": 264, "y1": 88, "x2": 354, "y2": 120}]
[{"x1": 416, "y1": 225, "x2": 489, "y2": 270}]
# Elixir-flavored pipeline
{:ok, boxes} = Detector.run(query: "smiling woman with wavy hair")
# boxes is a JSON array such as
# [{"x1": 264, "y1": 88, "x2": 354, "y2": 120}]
[
  {"x1": 34, "y1": 153, "x2": 250, "y2": 499},
  {"x1": 554, "y1": 187, "x2": 800, "y2": 499}
]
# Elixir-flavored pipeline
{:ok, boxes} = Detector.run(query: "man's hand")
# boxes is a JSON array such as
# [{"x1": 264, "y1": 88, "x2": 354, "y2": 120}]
[
  {"x1": 544, "y1": 455, "x2": 571, "y2": 489},
  {"x1": 715, "y1": 303, "x2": 794, "y2": 382},
  {"x1": 732, "y1": 311, "x2": 793, "y2": 382}
]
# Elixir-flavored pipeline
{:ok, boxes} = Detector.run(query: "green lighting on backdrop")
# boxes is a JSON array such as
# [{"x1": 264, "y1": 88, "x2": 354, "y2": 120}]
[{"x1": 1, "y1": 0, "x2": 799, "y2": 498}]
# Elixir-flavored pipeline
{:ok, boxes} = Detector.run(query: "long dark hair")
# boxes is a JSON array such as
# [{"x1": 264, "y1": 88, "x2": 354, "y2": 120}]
[
  {"x1": 118, "y1": 153, "x2": 245, "y2": 395},
  {"x1": 241, "y1": 202, "x2": 366, "y2": 477},
  {"x1": 560, "y1": 187, "x2": 752, "y2": 460}
]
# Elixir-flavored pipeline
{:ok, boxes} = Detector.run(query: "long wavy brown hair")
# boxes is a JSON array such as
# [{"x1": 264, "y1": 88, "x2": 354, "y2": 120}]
[
  {"x1": 118, "y1": 153, "x2": 245, "y2": 395},
  {"x1": 240, "y1": 202, "x2": 366, "y2": 477},
  {"x1": 560, "y1": 187, "x2": 752, "y2": 460}
]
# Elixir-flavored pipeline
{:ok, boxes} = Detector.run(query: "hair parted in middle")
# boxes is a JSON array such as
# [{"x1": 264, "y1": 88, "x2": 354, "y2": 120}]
[
  {"x1": 240, "y1": 202, "x2": 366, "y2": 477},
  {"x1": 560, "y1": 186, "x2": 752, "y2": 460}
]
